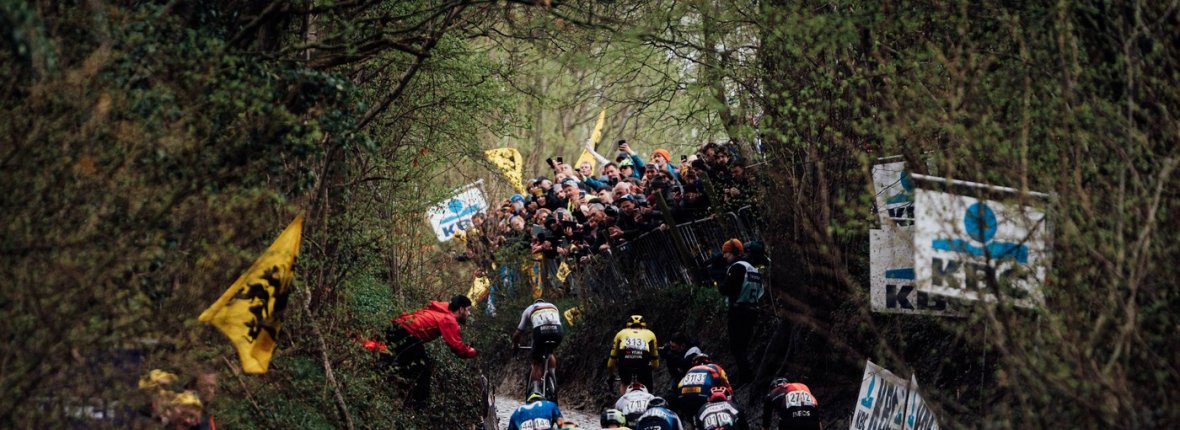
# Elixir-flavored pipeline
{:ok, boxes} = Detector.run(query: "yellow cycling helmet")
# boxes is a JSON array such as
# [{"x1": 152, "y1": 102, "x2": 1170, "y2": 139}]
[{"x1": 627, "y1": 315, "x2": 646, "y2": 328}]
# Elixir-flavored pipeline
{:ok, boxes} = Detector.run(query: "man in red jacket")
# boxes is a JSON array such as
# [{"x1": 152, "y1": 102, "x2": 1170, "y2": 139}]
[{"x1": 381, "y1": 295, "x2": 477, "y2": 408}]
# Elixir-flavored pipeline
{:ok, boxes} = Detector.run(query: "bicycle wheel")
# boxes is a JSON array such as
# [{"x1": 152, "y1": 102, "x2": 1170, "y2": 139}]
[{"x1": 544, "y1": 367, "x2": 558, "y2": 402}]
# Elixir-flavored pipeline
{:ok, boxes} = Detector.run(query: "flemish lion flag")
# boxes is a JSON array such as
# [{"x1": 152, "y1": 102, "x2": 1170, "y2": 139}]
[
  {"x1": 484, "y1": 148, "x2": 525, "y2": 194},
  {"x1": 574, "y1": 109, "x2": 607, "y2": 172},
  {"x1": 199, "y1": 215, "x2": 304, "y2": 374}
]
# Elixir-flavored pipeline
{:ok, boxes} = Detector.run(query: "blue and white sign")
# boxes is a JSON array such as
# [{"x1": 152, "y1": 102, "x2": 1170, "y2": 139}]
[
  {"x1": 850, "y1": 360, "x2": 909, "y2": 430},
  {"x1": 870, "y1": 229, "x2": 959, "y2": 316},
  {"x1": 913, "y1": 179, "x2": 1049, "y2": 307},
  {"x1": 426, "y1": 180, "x2": 487, "y2": 242},
  {"x1": 872, "y1": 160, "x2": 915, "y2": 228},
  {"x1": 903, "y1": 375, "x2": 939, "y2": 430}
]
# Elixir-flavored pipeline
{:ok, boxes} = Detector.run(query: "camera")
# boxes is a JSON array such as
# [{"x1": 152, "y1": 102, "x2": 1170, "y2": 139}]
[
  {"x1": 546, "y1": 157, "x2": 555, "y2": 168},
  {"x1": 617, "y1": 139, "x2": 627, "y2": 147},
  {"x1": 681, "y1": 155, "x2": 687, "y2": 162},
  {"x1": 556, "y1": 156, "x2": 564, "y2": 164}
]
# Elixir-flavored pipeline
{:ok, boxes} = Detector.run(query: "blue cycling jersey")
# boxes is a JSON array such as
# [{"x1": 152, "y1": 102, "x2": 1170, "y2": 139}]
[
  {"x1": 635, "y1": 406, "x2": 685, "y2": 430},
  {"x1": 508, "y1": 400, "x2": 563, "y2": 430}
]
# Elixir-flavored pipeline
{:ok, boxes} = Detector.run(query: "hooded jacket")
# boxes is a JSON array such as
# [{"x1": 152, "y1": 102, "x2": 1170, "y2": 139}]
[{"x1": 393, "y1": 301, "x2": 476, "y2": 358}]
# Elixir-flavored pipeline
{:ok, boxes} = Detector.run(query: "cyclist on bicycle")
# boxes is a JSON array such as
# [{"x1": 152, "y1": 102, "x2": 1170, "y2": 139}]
[
  {"x1": 762, "y1": 377, "x2": 821, "y2": 430},
  {"x1": 676, "y1": 353, "x2": 732, "y2": 422},
  {"x1": 607, "y1": 315, "x2": 660, "y2": 395},
  {"x1": 601, "y1": 408, "x2": 630, "y2": 429},
  {"x1": 615, "y1": 382, "x2": 655, "y2": 424},
  {"x1": 513, "y1": 299, "x2": 564, "y2": 396},
  {"x1": 508, "y1": 391, "x2": 564, "y2": 430},
  {"x1": 695, "y1": 386, "x2": 749, "y2": 430}
]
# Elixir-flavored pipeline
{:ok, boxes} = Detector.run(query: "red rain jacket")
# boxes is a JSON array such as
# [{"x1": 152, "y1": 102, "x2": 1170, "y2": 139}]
[{"x1": 393, "y1": 301, "x2": 476, "y2": 358}]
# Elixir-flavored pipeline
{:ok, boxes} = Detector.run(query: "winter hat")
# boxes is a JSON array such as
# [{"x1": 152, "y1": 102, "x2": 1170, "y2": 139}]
[
  {"x1": 721, "y1": 238, "x2": 744, "y2": 255},
  {"x1": 652, "y1": 148, "x2": 672, "y2": 162}
]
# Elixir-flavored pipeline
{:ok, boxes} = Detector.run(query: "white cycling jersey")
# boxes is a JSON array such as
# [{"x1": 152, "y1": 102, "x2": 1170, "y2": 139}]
[{"x1": 518, "y1": 302, "x2": 562, "y2": 331}]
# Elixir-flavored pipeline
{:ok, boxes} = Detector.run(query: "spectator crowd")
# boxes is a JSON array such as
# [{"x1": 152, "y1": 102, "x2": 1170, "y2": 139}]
[{"x1": 457, "y1": 139, "x2": 762, "y2": 299}]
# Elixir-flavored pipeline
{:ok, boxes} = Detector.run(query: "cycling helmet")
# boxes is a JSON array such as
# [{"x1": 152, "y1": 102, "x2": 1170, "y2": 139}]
[
  {"x1": 559, "y1": 421, "x2": 579, "y2": 429},
  {"x1": 601, "y1": 409, "x2": 627, "y2": 427},
  {"x1": 771, "y1": 377, "x2": 790, "y2": 388},
  {"x1": 626, "y1": 382, "x2": 648, "y2": 393},
  {"x1": 691, "y1": 353, "x2": 711, "y2": 365},
  {"x1": 709, "y1": 386, "x2": 729, "y2": 402},
  {"x1": 647, "y1": 396, "x2": 667, "y2": 408},
  {"x1": 527, "y1": 390, "x2": 544, "y2": 403},
  {"x1": 627, "y1": 315, "x2": 646, "y2": 328}
]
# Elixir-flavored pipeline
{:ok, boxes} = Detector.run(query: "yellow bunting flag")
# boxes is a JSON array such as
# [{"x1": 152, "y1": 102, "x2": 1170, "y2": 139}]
[
  {"x1": 574, "y1": 109, "x2": 607, "y2": 172},
  {"x1": 198, "y1": 216, "x2": 304, "y2": 374},
  {"x1": 484, "y1": 147, "x2": 525, "y2": 194}
]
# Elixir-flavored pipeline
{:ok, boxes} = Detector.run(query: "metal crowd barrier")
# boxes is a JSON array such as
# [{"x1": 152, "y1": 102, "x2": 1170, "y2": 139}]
[{"x1": 563, "y1": 206, "x2": 760, "y2": 300}]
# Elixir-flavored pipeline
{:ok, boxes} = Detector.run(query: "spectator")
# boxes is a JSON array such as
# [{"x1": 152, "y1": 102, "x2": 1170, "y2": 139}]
[{"x1": 718, "y1": 239, "x2": 763, "y2": 384}]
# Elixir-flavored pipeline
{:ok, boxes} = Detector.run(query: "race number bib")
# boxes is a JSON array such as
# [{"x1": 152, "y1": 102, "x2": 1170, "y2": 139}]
[
  {"x1": 530, "y1": 308, "x2": 561, "y2": 327},
  {"x1": 680, "y1": 372, "x2": 707, "y2": 386},
  {"x1": 519, "y1": 417, "x2": 554, "y2": 430},
  {"x1": 702, "y1": 412, "x2": 735, "y2": 429},
  {"x1": 622, "y1": 336, "x2": 648, "y2": 351},
  {"x1": 624, "y1": 399, "x2": 649, "y2": 415},
  {"x1": 785, "y1": 391, "x2": 816, "y2": 407}
]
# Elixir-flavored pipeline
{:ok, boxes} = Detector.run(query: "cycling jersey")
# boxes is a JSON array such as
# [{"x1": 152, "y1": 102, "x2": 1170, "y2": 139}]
[
  {"x1": 762, "y1": 383, "x2": 819, "y2": 430},
  {"x1": 678, "y1": 364, "x2": 732, "y2": 399},
  {"x1": 519, "y1": 302, "x2": 564, "y2": 360},
  {"x1": 615, "y1": 390, "x2": 655, "y2": 424},
  {"x1": 634, "y1": 406, "x2": 685, "y2": 430},
  {"x1": 518, "y1": 302, "x2": 563, "y2": 331},
  {"x1": 508, "y1": 399, "x2": 563, "y2": 430},
  {"x1": 695, "y1": 401, "x2": 748, "y2": 430},
  {"x1": 677, "y1": 364, "x2": 732, "y2": 418},
  {"x1": 608, "y1": 328, "x2": 660, "y2": 369}
]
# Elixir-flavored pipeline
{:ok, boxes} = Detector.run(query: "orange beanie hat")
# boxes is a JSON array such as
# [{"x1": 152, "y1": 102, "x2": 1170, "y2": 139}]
[
  {"x1": 722, "y1": 238, "x2": 743, "y2": 255},
  {"x1": 652, "y1": 148, "x2": 672, "y2": 162}
]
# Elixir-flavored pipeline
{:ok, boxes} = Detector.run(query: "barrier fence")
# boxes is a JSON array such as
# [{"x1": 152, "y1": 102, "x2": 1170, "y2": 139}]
[{"x1": 561, "y1": 206, "x2": 761, "y2": 302}]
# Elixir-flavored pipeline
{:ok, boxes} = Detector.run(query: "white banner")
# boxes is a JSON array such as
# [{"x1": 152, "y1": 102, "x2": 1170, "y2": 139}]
[
  {"x1": 913, "y1": 182, "x2": 1048, "y2": 307},
  {"x1": 426, "y1": 180, "x2": 487, "y2": 242},
  {"x1": 850, "y1": 360, "x2": 910, "y2": 430},
  {"x1": 870, "y1": 229, "x2": 958, "y2": 316},
  {"x1": 903, "y1": 375, "x2": 939, "y2": 430},
  {"x1": 872, "y1": 160, "x2": 915, "y2": 228}
]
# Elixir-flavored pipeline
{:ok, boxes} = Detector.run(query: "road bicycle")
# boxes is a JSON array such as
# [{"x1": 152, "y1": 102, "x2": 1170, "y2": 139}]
[{"x1": 514, "y1": 345, "x2": 558, "y2": 403}]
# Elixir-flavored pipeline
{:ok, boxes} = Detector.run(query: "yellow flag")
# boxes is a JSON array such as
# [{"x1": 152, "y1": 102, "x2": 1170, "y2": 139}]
[
  {"x1": 574, "y1": 109, "x2": 607, "y2": 172},
  {"x1": 484, "y1": 148, "x2": 525, "y2": 194},
  {"x1": 555, "y1": 261, "x2": 572, "y2": 283},
  {"x1": 563, "y1": 307, "x2": 582, "y2": 326},
  {"x1": 467, "y1": 275, "x2": 491, "y2": 304},
  {"x1": 198, "y1": 216, "x2": 304, "y2": 374}
]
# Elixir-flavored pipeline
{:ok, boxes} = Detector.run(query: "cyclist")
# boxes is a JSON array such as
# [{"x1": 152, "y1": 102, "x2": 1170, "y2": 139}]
[
  {"x1": 615, "y1": 382, "x2": 656, "y2": 424},
  {"x1": 601, "y1": 408, "x2": 630, "y2": 429},
  {"x1": 695, "y1": 387, "x2": 749, "y2": 430},
  {"x1": 634, "y1": 397, "x2": 685, "y2": 430},
  {"x1": 676, "y1": 354, "x2": 732, "y2": 422},
  {"x1": 607, "y1": 315, "x2": 660, "y2": 394},
  {"x1": 513, "y1": 299, "x2": 563, "y2": 396},
  {"x1": 508, "y1": 391, "x2": 564, "y2": 430},
  {"x1": 761, "y1": 378, "x2": 821, "y2": 430}
]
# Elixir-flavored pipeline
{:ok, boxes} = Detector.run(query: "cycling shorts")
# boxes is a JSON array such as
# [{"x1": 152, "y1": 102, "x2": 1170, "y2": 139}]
[{"x1": 530, "y1": 324, "x2": 563, "y2": 361}]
